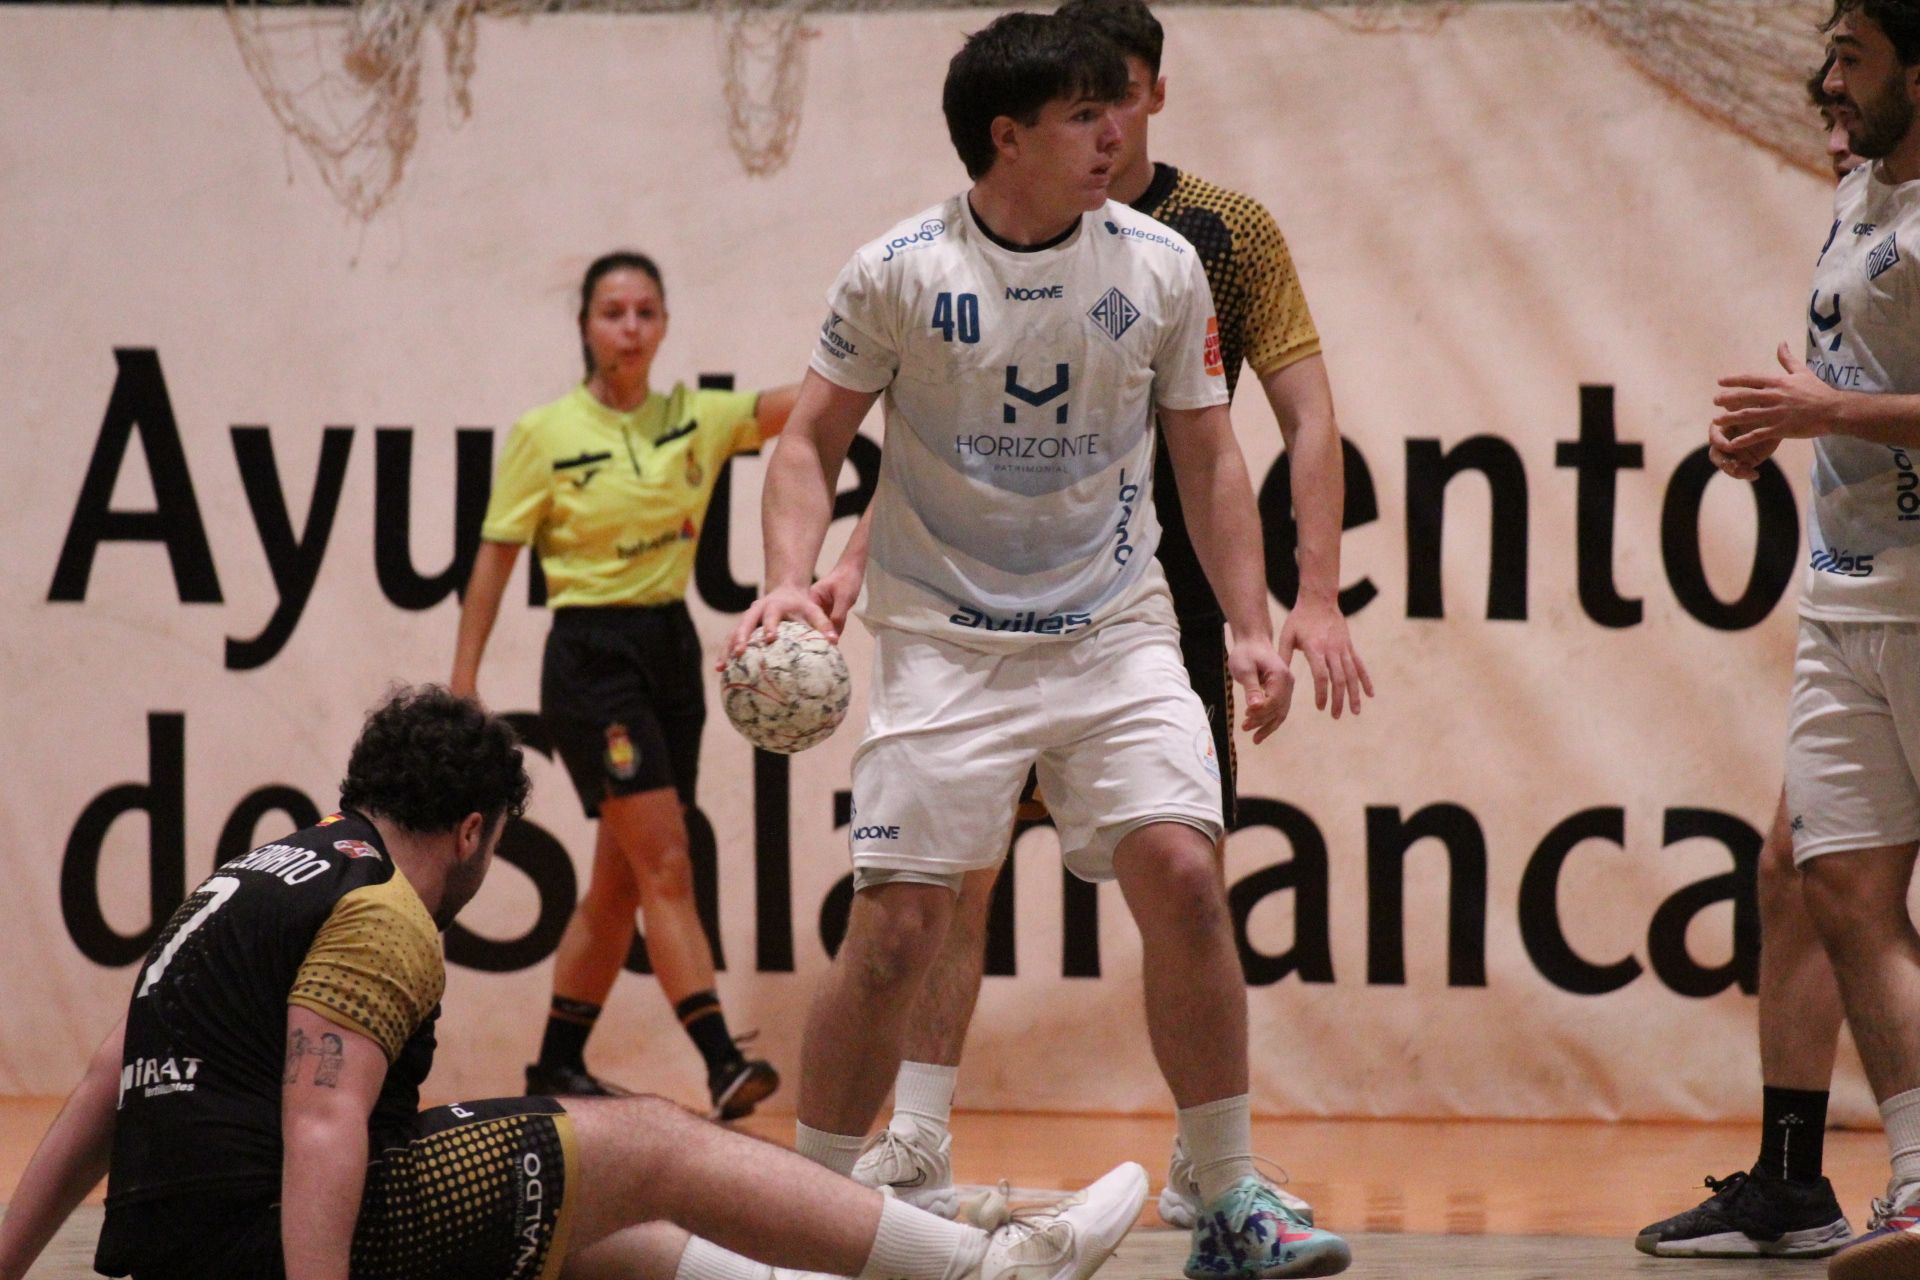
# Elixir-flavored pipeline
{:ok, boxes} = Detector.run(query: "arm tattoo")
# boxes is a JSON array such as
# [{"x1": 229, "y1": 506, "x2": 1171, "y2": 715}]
[
  {"x1": 314, "y1": 1033, "x2": 344, "y2": 1087},
  {"x1": 284, "y1": 1027, "x2": 309, "y2": 1084},
  {"x1": 283, "y1": 1026, "x2": 346, "y2": 1088}
]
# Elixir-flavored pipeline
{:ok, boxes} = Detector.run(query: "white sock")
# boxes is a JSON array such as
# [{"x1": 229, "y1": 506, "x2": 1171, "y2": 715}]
[
  {"x1": 1884, "y1": 1086, "x2": 1920, "y2": 1196},
  {"x1": 861, "y1": 1193, "x2": 988, "y2": 1280},
  {"x1": 891, "y1": 1062, "x2": 958, "y2": 1138},
  {"x1": 678, "y1": 1237, "x2": 775, "y2": 1280},
  {"x1": 796, "y1": 1121, "x2": 867, "y2": 1176},
  {"x1": 1178, "y1": 1094, "x2": 1257, "y2": 1206}
]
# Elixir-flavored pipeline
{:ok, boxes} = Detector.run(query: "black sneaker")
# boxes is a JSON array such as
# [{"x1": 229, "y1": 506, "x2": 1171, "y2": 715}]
[
  {"x1": 1634, "y1": 1170, "x2": 1853, "y2": 1258},
  {"x1": 709, "y1": 1055, "x2": 780, "y2": 1120},
  {"x1": 524, "y1": 1061, "x2": 635, "y2": 1098}
]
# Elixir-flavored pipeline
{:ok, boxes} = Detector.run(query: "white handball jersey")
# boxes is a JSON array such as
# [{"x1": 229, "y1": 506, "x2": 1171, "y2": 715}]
[
  {"x1": 810, "y1": 194, "x2": 1228, "y2": 648},
  {"x1": 1802, "y1": 162, "x2": 1920, "y2": 622}
]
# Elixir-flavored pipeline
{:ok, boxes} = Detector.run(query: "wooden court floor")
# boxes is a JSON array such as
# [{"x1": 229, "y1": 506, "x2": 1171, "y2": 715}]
[{"x1": 4, "y1": 1099, "x2": 1895, "y2": 1277}]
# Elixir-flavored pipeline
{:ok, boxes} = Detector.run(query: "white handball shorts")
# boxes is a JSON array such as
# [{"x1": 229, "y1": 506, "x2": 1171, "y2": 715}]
[
  {"x1": 847, "y1": 619, "x2": 1226, "y2": 889},
  {"x1": 1786, "y1": 617, "x2": 1920, "y2": 864}
]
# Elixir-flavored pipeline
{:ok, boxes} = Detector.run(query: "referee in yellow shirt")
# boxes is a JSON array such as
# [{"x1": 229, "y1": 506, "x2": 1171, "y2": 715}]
[{"x1": 452, "y1": 251, "x2": 797, "y2": 1118}]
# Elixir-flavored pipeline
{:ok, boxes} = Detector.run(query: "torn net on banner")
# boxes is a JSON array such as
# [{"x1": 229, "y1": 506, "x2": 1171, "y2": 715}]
[{"x1": 225, "y1": 0, "x2": 1834, "y2": 223}]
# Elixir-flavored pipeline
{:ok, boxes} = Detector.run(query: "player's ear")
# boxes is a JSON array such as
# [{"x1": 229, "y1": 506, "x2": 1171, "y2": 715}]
[
  {"x1": 1149, "y1": 75, "x2": 1167, "y2": 115},
  {"x1": 454, "y1": 811, "x2": 486, "y2": 862},
  {"x1": 989, "y1": 114, "x2": 1021, "y2": 167}
]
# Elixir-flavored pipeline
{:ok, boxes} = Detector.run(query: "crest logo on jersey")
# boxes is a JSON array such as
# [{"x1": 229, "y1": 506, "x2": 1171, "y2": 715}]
[
  {"x1": 333, "y1": 839, "x2": 383, "y2": 861},
  {"x1": 605, "y1": 724, "x2": 639, "y2": 780},
  {"x1": 1869, "y1": 233, "x2": 1901, "y2": 282},
  {"x1": 1088, "y1": 288, "x2": 1140, "y2": 341},
  {"x1": 1204, "y1": 317, "x2": 1225, "y2": 377}
]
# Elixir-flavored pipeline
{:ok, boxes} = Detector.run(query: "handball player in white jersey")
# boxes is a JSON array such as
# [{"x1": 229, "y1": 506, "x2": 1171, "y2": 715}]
[
  {"x1": 728, "y1": 13, "x2": 1350, "y2": 1279},
  {"x1": 1708, "y1": 4, "x2": 1920, "y2": 1277}
]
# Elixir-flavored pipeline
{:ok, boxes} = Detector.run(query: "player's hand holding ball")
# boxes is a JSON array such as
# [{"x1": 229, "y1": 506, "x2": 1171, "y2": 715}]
[{"x1": 720, "y1": 619, "x2": 852, "y2": 753}]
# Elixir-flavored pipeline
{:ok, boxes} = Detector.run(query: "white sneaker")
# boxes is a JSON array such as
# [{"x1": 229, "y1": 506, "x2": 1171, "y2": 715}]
[
  {"x1": 1157, "y1": 1139, "x2": 1314, "y2": 1229},
  {"x1": 852, "y1": 1126, "x2": 959, "y2": 1219},
  {"x1": 976, "y1": 1162, "x2": 1149, "y2": 1280}
]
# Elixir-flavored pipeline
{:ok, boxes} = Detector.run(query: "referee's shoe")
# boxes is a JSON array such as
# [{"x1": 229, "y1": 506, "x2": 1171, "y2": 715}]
[
  {"x1": 710, "y1": 1054, "x2": 780, "y2": 1121},
  {"x1": 1634, "y1": 1169, "x2": 1851, "y2": 1258}
]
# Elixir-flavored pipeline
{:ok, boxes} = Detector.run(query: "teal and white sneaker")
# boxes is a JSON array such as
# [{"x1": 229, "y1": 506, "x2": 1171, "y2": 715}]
[
  {"x1": 1160, "y1": 1139, "x2": 1314, "y2": 1228},
  {"x1": 1184, "y1": 1176, "x2": 1351, "y2": 1279}
]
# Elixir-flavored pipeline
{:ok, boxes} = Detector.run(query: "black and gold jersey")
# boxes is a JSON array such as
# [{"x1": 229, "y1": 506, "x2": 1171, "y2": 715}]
[
  {"x1": 95, "y1": 810, "x2": 445, "y2": 1275},
  {"x1": 1133, "y1": 163, "x2": 1322, "y2": 620}
]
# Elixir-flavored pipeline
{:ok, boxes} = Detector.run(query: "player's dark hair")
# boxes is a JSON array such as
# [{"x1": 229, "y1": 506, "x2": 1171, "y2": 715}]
[
  {"x1": 1056, "y1": 0, "x2": 1163, "y2": 78},
  {"x1": 942, "y1": 12, "x2": 1129, "y2": 180},
  {"x1": 1809, "y1": 55, "x2": 1841, "y2": 107},
  {"x1": 340, "y1": 686, "x2": 530, "y2": 836},
  {"x1": 578, "y1": 250, "x2": 665, "y2": 376},
  {"x1": 1826, "y1": 0, "x2": 1920, "y2": 65}
]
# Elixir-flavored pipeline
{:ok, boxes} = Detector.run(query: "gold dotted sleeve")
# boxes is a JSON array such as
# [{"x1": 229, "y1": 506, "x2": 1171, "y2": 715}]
[
  {"x1": 1234, "y1": 198, "x2": 1322, "y2": 377},
  {"x1": 288, "y1": 875, "x2": 445, "y2": 1063}
]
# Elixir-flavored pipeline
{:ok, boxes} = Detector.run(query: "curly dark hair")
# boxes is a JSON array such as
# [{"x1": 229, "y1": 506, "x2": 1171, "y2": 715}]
[
  {"x1": 1826, "y1": 0, "x2": 1920, "y2": 64},
  {"x1": 340, "y1": 686, "x2": 530, "y2": 835}
]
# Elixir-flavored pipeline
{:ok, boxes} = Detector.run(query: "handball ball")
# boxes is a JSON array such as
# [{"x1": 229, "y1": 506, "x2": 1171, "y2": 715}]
[{"x1": 720, "y1": 620, "x2": 852, "y2": 754}]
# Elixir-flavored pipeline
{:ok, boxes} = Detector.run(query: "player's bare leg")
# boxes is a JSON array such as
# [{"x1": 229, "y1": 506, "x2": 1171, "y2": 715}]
[
  {"x1": 1759, "y1": 797, "x2": 1846, "y2": 1093},
  {"x1": 1113, "y1": 821, "x2": 1349, "y2": 1277},
  {"x1": 797, "y1": 881, "x2": 956, "y2": 1156},
  {"x1": 1634, "y1": 795, "x2": 1853, "y2": 1258},
  {"x1": 563, "y1": 1094, "x2": 1150, "y2": 1280},
  {"x1": 852, "y1": 867, "x2": 997, "y2": 1214}
]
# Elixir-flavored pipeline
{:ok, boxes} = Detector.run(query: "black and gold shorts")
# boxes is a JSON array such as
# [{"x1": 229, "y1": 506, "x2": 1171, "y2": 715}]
[
  {"x1": 352, "y1": 1096, "x2": 579, "y2": 1280},
  {"x1": 118, "y1": 1098, "x2": 579, "y2": 1280}
]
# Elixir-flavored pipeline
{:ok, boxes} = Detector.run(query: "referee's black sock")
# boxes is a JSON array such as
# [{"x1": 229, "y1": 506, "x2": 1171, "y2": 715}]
[
  {"x1": 538, "y1": 996, "x2": 603, "y2": 1072},
  {"x1": 1755, "y1": 1086, "x2": 1830, "y2": 1183},
  {"x1": 676, "y1": 990, "x2": 744, "y2": 1073}
]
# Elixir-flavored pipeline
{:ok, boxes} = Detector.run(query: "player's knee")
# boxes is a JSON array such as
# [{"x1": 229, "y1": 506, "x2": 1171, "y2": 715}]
[
  {"x1": 580, "y1": 873, "x2": 643, "y2": 923},
  {"x1": 845, "y1": 888, "x2": 949, "y2": 988},
  {"x1": 633, "y1": 842, "x2": 695, "y2": 902},
  {"x1": 1140, "y1": 843, "x2": 1229, "y2": 932},
  {"x1": 1800, "y1": 856, "x2": 1889, "y2": 950}
]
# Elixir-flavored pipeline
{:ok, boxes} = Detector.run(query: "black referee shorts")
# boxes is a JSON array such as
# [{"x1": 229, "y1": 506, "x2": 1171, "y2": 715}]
[{"x1": 541, "y1": 603, "x2": 706, "y2": 818}]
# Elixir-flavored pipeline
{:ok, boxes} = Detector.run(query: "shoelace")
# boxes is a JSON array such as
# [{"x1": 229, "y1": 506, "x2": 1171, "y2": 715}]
[
  {"x1": 1215, "y1": 1177, "x2": 1308, "y2": 1236},
  {"x1": 857, "y1": 1129, "x2": 928, "y2": 1181},
  {"x1": 1702, "y1": 1172, "x2": 1748, "y2": 1199},
  {"x1": 990, "y1": 1201, "x2": 1078, "y2": 1270},
  {"x1": 1183, "y1": 1153, "x2": 1301, "y2": 1199}
]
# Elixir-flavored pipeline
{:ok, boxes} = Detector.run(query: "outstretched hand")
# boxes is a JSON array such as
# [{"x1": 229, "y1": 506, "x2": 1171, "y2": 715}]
[
  {"x1": 1277, "y1": 596, "x2": 1372, "y2": 720},
  {"x1": 1713, "y1": 342, "x2": 1841, "y2": 448}
]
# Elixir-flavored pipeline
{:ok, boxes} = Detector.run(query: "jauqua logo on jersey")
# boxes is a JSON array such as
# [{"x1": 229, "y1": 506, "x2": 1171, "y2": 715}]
[
  {"x1": 819, "y1": 312, "x2": 860, "y2": 362},
  {"x1": 615, "y1": 520, "x2": 697, "y2": 560},
  {"x1": 879, "y1": 219, "x2": 947, "y2": 262},
  {"x1": 948, "y1": 605, "x2": 1095, "y2": 635},
  {"x1": 1112, "y1": 468, "x2": 1141, "y2": 565},
  {"x1": 1104, "y1": 220, "x2": 1186, "y2": 254},
  {"x1": 120, "y1": 1055, "x2": 202, "y2": 1105}
]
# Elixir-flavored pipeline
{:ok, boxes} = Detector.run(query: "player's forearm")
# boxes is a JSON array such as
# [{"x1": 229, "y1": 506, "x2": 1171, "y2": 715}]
[
  {"x1": 1261, "y1": 357, "x2": 1343, "y2": 606},
  {"x1": 450, "y1": 540, "x2": 519, "y2": 693},
  {"x1": 762, "y1": 430, "x2": 842, "y2": 592},
  {"x1": 1832, "y1": 391, "x2": 1920, "y2": 447},
  {"x1": 0, "y1": 1028, "x2": 121, "y2": 1280},
  {"x1": 1177, "y1": 443, "x2": 1274, "y2": 643},
  {"x1": 834, "y1": 506, "x2": 874, "y2": 579},
  {"x1": 280, "y1": 1107, "x2": 369, "y2": 1280}
]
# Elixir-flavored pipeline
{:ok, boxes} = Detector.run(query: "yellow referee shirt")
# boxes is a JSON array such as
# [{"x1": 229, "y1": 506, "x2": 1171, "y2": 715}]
[{"x1": 482, "y1": 383, "x2": 762, "y2": 608}]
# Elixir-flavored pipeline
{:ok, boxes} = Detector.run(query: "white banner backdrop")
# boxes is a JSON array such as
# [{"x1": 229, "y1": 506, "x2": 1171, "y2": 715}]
[{"x1": 0, "y1": 4, "x2": 1885, "y2": 1123}]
